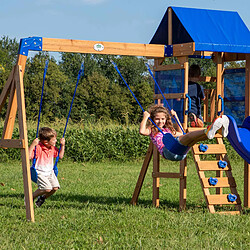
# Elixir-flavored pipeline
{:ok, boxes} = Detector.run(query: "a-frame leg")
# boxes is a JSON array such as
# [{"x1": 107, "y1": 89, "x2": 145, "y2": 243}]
[
  {"x1": 179, "y1": 158, "x2": 187, "y2": 211},
  {"x1": 131, "y1": 142, "x2": 153, "y2": 205},
  {"x1": 152, "y1": 145, "x2": 160, "y2": 207},
  {"x1": 14, "y1": 66, "x2": 34, "y2": 222}
]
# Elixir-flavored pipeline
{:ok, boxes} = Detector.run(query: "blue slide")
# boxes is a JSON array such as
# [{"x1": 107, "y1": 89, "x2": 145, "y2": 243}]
[{"x1": 227, "y1": 115, "x2": 250, "y2": 164}]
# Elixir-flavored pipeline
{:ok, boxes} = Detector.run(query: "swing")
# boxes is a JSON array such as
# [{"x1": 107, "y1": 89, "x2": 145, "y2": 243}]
[
  {"x1": 30, "y1": 61, "x2": 84, "y2": 183},
  {"x1": 112, "y1": 61, "x2": 189, "y2": 159}
]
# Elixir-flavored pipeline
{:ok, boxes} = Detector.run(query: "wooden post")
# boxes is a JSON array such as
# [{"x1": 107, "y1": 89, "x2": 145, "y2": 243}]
[
  {"x1": 179, "y1": 158, "x2": 187, "y2": 211},
  {"x1": 178, "y1": 56, "x2": 189, "y2": 129},
  {"x1": 168, "y1": 7, "x2": 172, "y2": 46},
  {"x1": 152, "y1": 145, "x2": 160, "y2": 207},
  {"x1": 216, "y1": 53, "x2": 224, "y2": 196},
  {"x1": 14, "y1": 65, "x2": 34, "y2": 222},
  {"x1": 130, "y1": 142, "x2": 153, "y2": 205},
  {"x1": 244, "y1": 54, "x2": 250, "y2": 208}
]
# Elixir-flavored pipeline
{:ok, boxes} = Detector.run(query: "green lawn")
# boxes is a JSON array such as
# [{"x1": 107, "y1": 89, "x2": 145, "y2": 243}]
[{"x1": 0, "y1": 159, "x2": 249, "y2": 249}]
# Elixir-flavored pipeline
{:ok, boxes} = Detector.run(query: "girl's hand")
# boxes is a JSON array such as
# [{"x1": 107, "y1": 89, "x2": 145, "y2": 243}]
[
  {"x1": 170, "y1": 109, "x2": 177, "y2": 117},
  {"x1": 143, "y1": 111, "x2": 150, "y2": 120}
]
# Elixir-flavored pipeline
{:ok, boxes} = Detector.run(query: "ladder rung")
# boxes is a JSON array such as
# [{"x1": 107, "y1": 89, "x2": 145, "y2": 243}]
[
  {"x1": 193, "y1": 144, "x2": 227, "y2": 154},
  {"x1": 207, "y1": 194, "x2": 240, "y2": 205},
  {"x1": 197, "y1": 161, "x2": 230, "y2": 171},
  {"x1": 152, "y1": 172, "x2": 181, "y2": 178},
  {"x1": 216, "y1": 211, "x2": 241, "y2": 215},
  {"x1": 202, "y1": 177, "x2": 236, "y2": 188},
  {"x1": 187, "y1": 128, "x2": 223, "y2": 138}
]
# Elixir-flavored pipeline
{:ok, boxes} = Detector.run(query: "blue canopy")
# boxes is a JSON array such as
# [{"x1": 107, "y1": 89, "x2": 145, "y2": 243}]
[{"x1": 150, "y1": 6, "x2": 250, "y2": 54}]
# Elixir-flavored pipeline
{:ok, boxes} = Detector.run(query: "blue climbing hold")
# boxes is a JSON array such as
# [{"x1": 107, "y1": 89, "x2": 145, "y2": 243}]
[
  {"x1": 227, "y1": 194, "x2": 237, "y2": 202},
  {"x1": 199, "y1": 143, "x2": 208, "y2": 152},
  {"x1": 218, "y1": 160, "x2": 227, "y2": 169},
  {"x1": 208, "y1": 177, "x2": 218, "y2": 186}
]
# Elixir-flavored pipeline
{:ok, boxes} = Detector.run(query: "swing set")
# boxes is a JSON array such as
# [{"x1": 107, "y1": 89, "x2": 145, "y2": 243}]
[
  {"x1": 1, "y1": 6, "x2": 250, "y2": 221},
  {"x1": 30, "y1": 61, "x2": 84, "y2": 183}
]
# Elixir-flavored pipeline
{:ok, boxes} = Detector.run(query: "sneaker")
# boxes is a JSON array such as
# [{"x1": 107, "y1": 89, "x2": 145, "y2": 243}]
[
  {"x1": 189, "y1": 113, "x2": 197, "y2": 127},
  {"x1": 221, "y1": 115, "x2": 229, "y2": 137},
  {"x1": 35, "y1": 196, "x2": 45, "y2": 207},
  {"x1": 205, "y1": 115, "x2": 226, "y2": 139}
]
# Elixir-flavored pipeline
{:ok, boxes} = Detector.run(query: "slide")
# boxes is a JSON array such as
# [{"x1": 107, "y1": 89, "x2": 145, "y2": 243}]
[{"x1": 226, "y1": 115, "x2": 250, "y2": 164}]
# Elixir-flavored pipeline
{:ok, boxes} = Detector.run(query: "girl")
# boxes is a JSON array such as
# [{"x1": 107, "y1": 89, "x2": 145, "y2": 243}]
[{"x1": 139, "y1": 104, "x2": 229, "y2": 161}]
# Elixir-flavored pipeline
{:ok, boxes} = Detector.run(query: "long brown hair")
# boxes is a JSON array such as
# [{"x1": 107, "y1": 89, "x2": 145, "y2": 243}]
[{"x1": 148, "y1": 105, "x2": 176, "y2": 134}]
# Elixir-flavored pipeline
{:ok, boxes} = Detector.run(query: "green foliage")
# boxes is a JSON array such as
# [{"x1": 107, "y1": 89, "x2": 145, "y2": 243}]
[{"x1": 0, "y1": 123, "x2": 241, "y2": 164}]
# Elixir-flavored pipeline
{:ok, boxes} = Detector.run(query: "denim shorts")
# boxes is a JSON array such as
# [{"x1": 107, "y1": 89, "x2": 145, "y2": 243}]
[{"x1": 162, "y1": 147, "x2": 187, "y2": 161}]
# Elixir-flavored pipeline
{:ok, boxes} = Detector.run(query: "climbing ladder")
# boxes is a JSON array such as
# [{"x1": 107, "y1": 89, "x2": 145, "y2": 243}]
[{"x1": 189, "y1": 128, "x2": 242, "y2": 214}]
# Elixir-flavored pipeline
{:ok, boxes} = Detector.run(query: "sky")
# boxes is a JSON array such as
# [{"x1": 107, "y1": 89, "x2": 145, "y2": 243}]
[{"x1": 1, "y1": 0, "x2": 250, "y2": 59}]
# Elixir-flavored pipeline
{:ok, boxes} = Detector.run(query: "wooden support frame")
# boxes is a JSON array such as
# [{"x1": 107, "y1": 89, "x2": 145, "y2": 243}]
[
  {"x1": 0, "y1": 65, "x2": 34, "y2": 222},
  {"x1": 244, "y1": 54, "x2": 250, "y2": 208},
  {"x1": 1, "y1": 33, "x2": 250, "y2": 223},
  {"x1": 131, "y1": 142, "x2": 187, "y2": 211}
]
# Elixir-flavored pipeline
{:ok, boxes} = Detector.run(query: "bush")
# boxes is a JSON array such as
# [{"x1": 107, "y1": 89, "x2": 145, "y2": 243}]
[
  {"x1": 0, "y1": 126, "x2": 241, "y2": 163},
  {"x1": 0, "y1": 126, "x2": 150, "y2": 162}
]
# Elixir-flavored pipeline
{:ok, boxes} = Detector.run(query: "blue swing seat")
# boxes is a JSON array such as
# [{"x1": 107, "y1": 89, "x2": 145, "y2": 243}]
[
  {"x1": 226, "y1": 115, "x2": 250, "y2": 164},
  {"x1": 162, "y1": 133, "x2": 189, "y2": 156}
]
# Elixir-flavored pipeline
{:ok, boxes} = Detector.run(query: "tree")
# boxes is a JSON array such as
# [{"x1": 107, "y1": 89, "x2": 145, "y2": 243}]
[{"x1": 24, "y1": 52, "x2": 69, "y2": 122}]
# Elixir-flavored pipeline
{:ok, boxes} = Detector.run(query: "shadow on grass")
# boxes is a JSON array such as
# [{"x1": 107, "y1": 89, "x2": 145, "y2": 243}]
[{"x1": 0, "y1": 192, "x2": 206, "y2": 212}]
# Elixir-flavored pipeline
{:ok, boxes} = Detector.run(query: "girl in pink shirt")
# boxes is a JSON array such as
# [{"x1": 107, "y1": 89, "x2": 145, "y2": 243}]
[{"x1": 140, "y1": 105, "x2": 229, "y2": 161}]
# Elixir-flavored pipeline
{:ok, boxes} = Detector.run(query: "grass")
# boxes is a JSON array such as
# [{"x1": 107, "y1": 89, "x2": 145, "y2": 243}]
[{"x1": 0, "y1": 159, "x2": 249, "y2": 249}]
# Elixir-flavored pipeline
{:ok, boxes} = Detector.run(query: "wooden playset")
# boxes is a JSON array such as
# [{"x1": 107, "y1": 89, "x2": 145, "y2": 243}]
[{"x1": 0, "y1": 6, "x2": 250, "y2": 221}]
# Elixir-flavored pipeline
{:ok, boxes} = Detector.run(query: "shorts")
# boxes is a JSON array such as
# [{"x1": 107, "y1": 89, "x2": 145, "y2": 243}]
[
  {"x1": 37, "y1": 171, "x2": 60, "y2": 190},
  {"x1": 162, "y1": 147, "x2": 187, "y2": 161},
  {"x1": 162, "y1": 137, "x2": 188, "y2": 161}
]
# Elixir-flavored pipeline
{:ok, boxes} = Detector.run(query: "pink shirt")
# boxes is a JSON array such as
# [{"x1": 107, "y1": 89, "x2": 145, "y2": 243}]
[
  {"x1": 32, "y1": 142, "x2": 59, "y2": 176},
  {"x1": 149, "y1": 128, "x2": 172, "y2": 155}
]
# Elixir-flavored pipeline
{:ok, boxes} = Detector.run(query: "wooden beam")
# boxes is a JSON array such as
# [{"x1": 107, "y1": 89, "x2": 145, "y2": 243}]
[
  {"x1": 179, "y1": 158, "x2": 187, "y2": 211},
  {"x1": 130, "y1": 142, "x2": 153, "y2": 205},
  {"x1": 17, "y1": 55, "x2": 28, "y2": 73},
  {"x1": 244, "y1": 54, "x2": 250, "y2": 208},
  {"x1": 152, "y1": 145, "x2": 160, "y2": 207},
  {"x1": 168, "y1": 7, "x2": 172, "y2": 45},
  {"x1": 153, "y1": 63, "x2": 184, "y2": 71},
  {"x1": 224, "y1": 53, "x2": 246, "y2": 62},
  {"x1": 42, "y1": 38, "x2": 166, "y2": 58},
  {"x1": 0, "y1": 68, "x2": 15, "y2": 113},
  {"x1": 215, "y1": 52, "x2": 224, "y2": 115},
  {"x1": 14, "y1": 65, "x2": 34, "y2": 222},
  {"x1": 0, "y1": 139, "x2": 24, "y2": 148},
  {"x1": 152, "y1": 172, "x2": 181, "y2": 178},
  {"x1": 173, "y1": 43, "x2": 195, "y2": 57},
  {"x1": 2, "y1": 82, "x2": 17, "y2": 140},
  {"x1": 154, "y1": 93, "x2": 185, "y2": 100},
  {"x1": 182, "y1": 57, "x2": 189, "y2": 130}
]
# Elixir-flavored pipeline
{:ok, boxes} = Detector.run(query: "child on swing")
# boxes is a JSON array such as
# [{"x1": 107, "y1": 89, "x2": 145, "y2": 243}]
[
  {"x1": 139, "y1": 104, "x2": 229, "y2": 161},
  {"x1": 28, "y1": 127, "x2": 65, "y2": 207}
]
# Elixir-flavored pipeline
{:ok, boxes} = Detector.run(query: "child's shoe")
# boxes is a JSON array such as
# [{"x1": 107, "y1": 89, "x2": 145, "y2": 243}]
[
  {"x1": 205, "y1": 116, "x2": 226, "y2": 139},
  {"x1": 35, "y1": 196, "x2": 45, "y2": 207},
  {"x1": 220, "y1": 115, "x2": 229, "y2": 137}
]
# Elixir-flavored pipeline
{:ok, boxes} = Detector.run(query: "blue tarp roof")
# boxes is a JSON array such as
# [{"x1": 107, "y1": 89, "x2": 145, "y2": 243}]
[{"x1": 150, "y1": 7, "x2": 250, "y2": 54}]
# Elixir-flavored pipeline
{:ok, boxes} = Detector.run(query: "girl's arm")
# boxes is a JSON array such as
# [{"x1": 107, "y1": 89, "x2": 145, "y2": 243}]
[
  {"x1": 170, "y1": 109, "x2": 184, "y2": 136},
  {"x1": 139, "y1": 111, "x2": 151, "y2": 136},
  {"x1": 59, "y1": 138, "x2": 65, "y2": 159},
  {"x1": 28, "y1": 138, "x2": 39, "y2": 160}
]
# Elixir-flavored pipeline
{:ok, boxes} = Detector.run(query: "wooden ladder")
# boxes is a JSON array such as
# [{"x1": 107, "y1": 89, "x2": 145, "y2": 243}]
[{"x1": 189, "y1": 128, "x2": 242, "y2": 214}]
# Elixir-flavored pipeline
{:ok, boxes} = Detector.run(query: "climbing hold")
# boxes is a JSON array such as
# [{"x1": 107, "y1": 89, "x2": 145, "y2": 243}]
[
  {"x1": 227, "y1": 194, "x2": 237, "y2": 202},
  {"x1": 218, "y1": 160, "x2": 227, "y2": 169},
  {"x1": 199, "y1": 143, "x2": 208, "y2": 152},
  {"x1": 208, "y1": 177, "x2": 218, "y2": 186}
]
